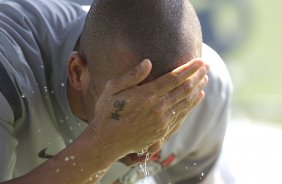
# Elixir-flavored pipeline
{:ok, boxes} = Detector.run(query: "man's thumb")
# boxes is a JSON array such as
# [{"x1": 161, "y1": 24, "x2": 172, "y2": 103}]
[{"x1": 107, "y1": 59, "x2": 152, "y2": 94}]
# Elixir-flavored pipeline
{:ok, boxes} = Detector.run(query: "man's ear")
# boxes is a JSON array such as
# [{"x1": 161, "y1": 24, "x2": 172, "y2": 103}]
[{"x1": 67, "y1": 51, "x2": 89, "y2": 90}]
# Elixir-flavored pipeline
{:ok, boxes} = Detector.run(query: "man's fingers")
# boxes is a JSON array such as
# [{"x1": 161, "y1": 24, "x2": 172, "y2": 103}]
[
  {"x1": 106, "y1": 59, "x2": 152, "y2": 94},
  {"x1": 144, "y1": 58, "x2": 208, "y2": 97},
  {"x1": 173, "y1": 90, "x2": 205, "y2": 116},
  {"x1": 164, "y1": 73, "x2": 208, "y2": 110},
  {"x1": 161, "y1": 111, "x2": 187, "y2": 143},
  {"x1": 164, "y1": 92, "x2": 205, "y2": 141}
]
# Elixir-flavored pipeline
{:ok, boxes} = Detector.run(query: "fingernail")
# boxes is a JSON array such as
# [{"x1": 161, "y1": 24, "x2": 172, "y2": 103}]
[{"x1": 141, "y1": 59, "x2": 150, "y2": 68}]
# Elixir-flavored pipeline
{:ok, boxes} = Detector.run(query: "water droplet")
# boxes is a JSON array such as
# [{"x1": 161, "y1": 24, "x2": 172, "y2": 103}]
[
  {"x1": 40, "y1": 65, "x2": 44, "y2": 69},
  {"x1": 80, "y1": 168, "x2": 84, "y2": 172},
  {"x1": 43, "y1": 87, "x2": 48, "y2": 93},
  {"x1": 50, "y1": 90, "x2": 55, "y2": 94},
  {"x1": 61, "y1": 83, "x2": 65, "y2": 87},
  {"x1": 70, "y1": 155, "x2": 75, "y2": 160},
  {"x1": 72, "y1": 162, "x2": 76, "y2": 166},
  {"x1": 185, "y1": 166, "x2": 188, "y2": 170},
  {"x1": 65, "y1": 157, "x2": 70, "y2": 162},
  {"x1": 138, "y1": 152, "x2": 150, "y2": 182},
  {"x1": 137, "y1": 148, "x2": 148, "y2": 157},
  {"x1": 56, "y1": 168, "x2": 60, "y2": 173},
  {"x1": 69, "y1": 139, "x2": 73, "y2": 143},
  {"x1": 194, "y1": 162, "x2": 197, "y2": 166},
  {"x1": 65, "y1": 116, "x2": 69, "y2": 120},
  {"x1": 69, "y1": 126, "x2": 73, "y2": 131},
  {"x1": 89, "y1": 177, "x2": 93, "y2": 181},
  {"x1": 59, "y1": 119, "x2": 65, "y2": 123},
  {"x1": 37, "y1": 129, "x2": 41, "y2": 133},
  {"x1": 32, "y1": 90, "x2": 35, "y2": 94},
  {"x1": 78, "y1": 123, "x2": 81, "y2": 127},
  {"x1": 21, "y1": 94, "x2": 26, "y2": 98},
  {"x1": 201, "y1": 172, "x2": 204, "y2": 177},
  {"x1": 172, "y1": 110, "x2": 176, "y2": 115}
]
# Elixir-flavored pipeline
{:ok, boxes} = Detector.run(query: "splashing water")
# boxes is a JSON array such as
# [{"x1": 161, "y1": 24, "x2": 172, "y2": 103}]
[
  {"x1": 70, "y1": 155, "x2": 75, "y2": 160},
  {"x1": 138, "y1": 153, "x2": 151, "y2": 184},
  {"x1": 137, "y1": 148, "x2": 148, "y2": 157},
  {"x1": 64, "y1": 157, "x2": 70, "y2": 162}
]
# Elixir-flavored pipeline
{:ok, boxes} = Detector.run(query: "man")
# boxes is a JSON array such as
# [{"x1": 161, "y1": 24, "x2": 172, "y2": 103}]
[{"x1": 0, "y1": 0, "x2": 231, "y2": 184}]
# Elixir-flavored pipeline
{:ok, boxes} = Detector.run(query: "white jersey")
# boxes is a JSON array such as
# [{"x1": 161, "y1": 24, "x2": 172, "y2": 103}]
[{"x1": 0, "y1": 0, "x2": 233, "y2": 183}]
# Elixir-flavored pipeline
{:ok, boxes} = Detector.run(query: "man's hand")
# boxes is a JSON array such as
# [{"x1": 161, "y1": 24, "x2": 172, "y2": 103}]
[{"x1": 89, "y1": 58, "x2": 209, "y2": 160}]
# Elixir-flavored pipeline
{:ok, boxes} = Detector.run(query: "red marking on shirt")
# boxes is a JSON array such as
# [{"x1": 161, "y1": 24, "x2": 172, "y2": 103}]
[
  {"x1": 161, "y1": 153, "x2": 175, "y2": 168},
  {"x1": 150, "y1": 151, "x2": 176, "y2": 168},
  {"x1": 150, "y1": 151, "x2": 161, "y2": 161}
]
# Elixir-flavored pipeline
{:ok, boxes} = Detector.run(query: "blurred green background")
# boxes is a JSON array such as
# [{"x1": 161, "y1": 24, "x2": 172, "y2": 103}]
[{"x1": 191, "y1": 0, "x2": 282, "y2": 124}]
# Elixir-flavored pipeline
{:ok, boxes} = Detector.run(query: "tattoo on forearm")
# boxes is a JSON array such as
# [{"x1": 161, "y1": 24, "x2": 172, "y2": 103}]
[{"x1": 110, "y1": 100, "x2": 127, "y2": 120}]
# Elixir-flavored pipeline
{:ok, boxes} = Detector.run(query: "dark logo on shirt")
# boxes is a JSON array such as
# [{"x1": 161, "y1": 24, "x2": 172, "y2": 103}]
[{"x1": 38, "y1": 148, "x2": 54, "y2": 159}]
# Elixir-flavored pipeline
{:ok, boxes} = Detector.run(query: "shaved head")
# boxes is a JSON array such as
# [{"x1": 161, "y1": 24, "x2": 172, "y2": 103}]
[{"x1": 79, "y1": 0, "x2": 202, "y2": 82}]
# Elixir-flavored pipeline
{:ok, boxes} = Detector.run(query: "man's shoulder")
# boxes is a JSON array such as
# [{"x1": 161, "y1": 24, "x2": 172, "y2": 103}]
[
  {"x1": 202, "y1": 43, "x2": 227, "y2": 72},
  {"x1": 0, "y1": 0, "x2": 85, "y2": 31},
  {"x1": 202, "y1": 43, "x2": 233, "y2": 94}
]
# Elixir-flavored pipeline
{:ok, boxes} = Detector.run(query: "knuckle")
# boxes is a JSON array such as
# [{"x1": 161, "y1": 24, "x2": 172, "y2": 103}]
[
  {"x1": 106, "y1": 79, "x2": 115, "y2": 89},
  {"x1": 184, "y1": 79, "x2": 193, "y2": 95},
  {"x1": 172, "y1": 74, "x2": 182, "y2": 87},
  {"x1": 169, "y1": 95, "x2": 178, "y2": 105},
  {"x1": 152, "y1": 105, "x2": 164, "y2": 117},
  {"x1": 143, "y1": 92, "x2": 156, "y2": 104},
  {"x1": 146, "y1": 87, "x2": 157, "y2": 97},
  {"x1": 184, "y1": 96, "x2": 192, "y2": 107}
]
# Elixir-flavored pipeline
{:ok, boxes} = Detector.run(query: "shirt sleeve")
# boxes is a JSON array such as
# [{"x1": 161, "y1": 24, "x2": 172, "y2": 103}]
[
  {"x1": 0, "y1": 91, "x2": 18, "y2": 182},
  {"x1": 153, "y1": 44, "x2": 233, "y2": 183},
  {"x1": 0, "y1": 41, "x2": 23, "y2": 181}
]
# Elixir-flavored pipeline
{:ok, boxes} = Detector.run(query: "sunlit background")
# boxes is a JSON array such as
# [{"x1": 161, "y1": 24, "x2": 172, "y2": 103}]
[
  {"x1": 191, "y1": 0, "x2": 282, "y2": 124},
  {"x1": 190, "y1": 0, "x2": 282, "y2": 183},
  {"x1": 70, "y1": 0, "x2": 282, "y2": 183}
]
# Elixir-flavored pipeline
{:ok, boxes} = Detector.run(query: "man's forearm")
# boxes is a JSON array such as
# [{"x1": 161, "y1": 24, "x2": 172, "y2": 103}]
[{"x1": 1, "y1": 126, "x2": 121, "y2": 184}]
